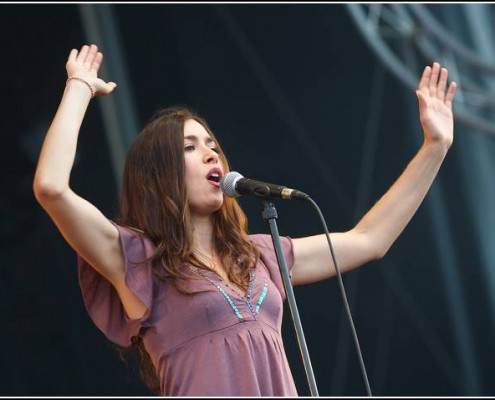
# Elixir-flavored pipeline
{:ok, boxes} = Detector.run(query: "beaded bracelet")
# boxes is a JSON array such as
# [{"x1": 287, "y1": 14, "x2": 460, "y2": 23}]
[{"x1": 66, "y1": 76, "x2": 96, "y2": 99}]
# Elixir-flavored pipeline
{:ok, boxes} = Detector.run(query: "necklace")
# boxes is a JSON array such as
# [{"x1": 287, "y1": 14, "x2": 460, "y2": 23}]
[
  {"x1": 193, "y1": 248, "x2": 247, "y2": 297},
  {"x1": 193, "y1": 248, "x2": 218, "y2": 270}
]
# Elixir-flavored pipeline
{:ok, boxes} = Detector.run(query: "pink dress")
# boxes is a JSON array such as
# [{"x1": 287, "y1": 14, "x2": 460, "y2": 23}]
[{"x1": 78, "y1": 222, "x2": 298, "y2": 396}]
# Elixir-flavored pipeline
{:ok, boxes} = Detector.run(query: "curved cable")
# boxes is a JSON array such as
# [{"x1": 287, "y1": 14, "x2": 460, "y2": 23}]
[{"x1": 305, "y1": 196, "x2": 372, "y2": 397}]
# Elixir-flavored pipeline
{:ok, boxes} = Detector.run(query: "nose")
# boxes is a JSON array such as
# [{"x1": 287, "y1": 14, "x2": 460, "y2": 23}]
[{"x1": 204, "y1": 147, "x2": 219, "y2": 164}]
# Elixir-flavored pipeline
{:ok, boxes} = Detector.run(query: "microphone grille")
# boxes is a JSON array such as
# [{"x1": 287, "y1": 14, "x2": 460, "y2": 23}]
[{"x1": 220, "y1": 171, "x2": 244, "y2": 198}]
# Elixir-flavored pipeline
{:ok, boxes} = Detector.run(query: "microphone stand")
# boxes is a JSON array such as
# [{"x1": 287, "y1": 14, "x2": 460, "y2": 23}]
[{"x1": 261, "y1": 201, "x2": 319, "y2": 397}]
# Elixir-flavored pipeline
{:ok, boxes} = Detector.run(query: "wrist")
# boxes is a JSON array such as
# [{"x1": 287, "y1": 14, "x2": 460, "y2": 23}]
[
  {"x1": 422, "y1": 138, "x2": 451, "y2": 158},
  {"x1": 66, "y1": 76, "x2": 95, "y2": 99}
]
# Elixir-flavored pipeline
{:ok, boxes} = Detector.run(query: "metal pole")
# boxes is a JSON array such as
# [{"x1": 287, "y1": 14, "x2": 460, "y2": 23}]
[{"x1": 261, "y1": 201, "x2": 319, "y2": 397}]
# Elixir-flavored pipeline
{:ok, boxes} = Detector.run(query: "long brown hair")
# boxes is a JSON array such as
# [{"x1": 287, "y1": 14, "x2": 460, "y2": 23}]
[{"x1": 116, "y1": 105, "x2": 259, "y2": 393}]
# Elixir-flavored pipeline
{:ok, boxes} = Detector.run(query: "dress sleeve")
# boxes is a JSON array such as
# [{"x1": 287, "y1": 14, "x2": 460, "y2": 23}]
[
  {"x1": 251, "y1": 234, "x2": 295, "y2": 301},
  {"x1": 77, "y1": 222, "x2": 155, "y2": 348}
]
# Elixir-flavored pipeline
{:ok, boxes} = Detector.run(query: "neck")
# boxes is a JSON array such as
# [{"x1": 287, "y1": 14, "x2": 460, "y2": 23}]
[{"x1": 191, "y1": 213, "x2": 215, "y2": 254}]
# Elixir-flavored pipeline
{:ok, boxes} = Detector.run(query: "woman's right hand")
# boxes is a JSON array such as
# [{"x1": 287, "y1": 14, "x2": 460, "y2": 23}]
[{"x1": 66, "y1": 44, "x2": 117, "y2": 97}]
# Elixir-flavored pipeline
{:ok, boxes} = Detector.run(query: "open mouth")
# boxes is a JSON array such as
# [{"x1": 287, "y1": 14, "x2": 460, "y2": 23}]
[
  {"x1": 206, "y1": 169, "x2": 223, "y2": 184},
  {"x1": 208, "y1": 173, "x2": 220, "y2": 183}
]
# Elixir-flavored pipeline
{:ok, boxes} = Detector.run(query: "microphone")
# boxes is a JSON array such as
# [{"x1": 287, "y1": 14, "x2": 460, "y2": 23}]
[{"x1": 220, "y1": 171, "x2": 310, "y2": 201}]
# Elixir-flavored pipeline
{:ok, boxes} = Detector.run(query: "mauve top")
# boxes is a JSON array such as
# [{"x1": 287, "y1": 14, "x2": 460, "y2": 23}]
[{"x1": 77, "y1": 222, "x2": 298, "y2": 396}]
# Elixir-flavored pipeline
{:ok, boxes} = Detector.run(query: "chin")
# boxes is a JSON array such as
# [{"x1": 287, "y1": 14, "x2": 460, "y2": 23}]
[
  {"x1": 192, "y1": 199, "x2": 224, "y2": 215},
  {"x1": 210, "y1": 199, "x2": 224, "y2": 212}
]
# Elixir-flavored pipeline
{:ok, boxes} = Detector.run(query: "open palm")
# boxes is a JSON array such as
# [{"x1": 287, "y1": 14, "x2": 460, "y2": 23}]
[
  {"x1": 416, "y1": 62, "x2": 457, "y2": 147},
  {"x1": 66, "y1": 44, "x2": 117, "y2": 97}
]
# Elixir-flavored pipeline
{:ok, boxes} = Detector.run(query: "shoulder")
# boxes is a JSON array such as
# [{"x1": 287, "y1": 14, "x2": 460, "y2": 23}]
[
  {"x1": 110, "y1": 221, "x2": 149, "y2": 243},
  {"x1": 248, "y1": 233, "x2": 271, "y2": 247},
  {"x1": 108, "y1": 221, "x2": 157, "y2": 261},
  {"x1": 248, "y1": 233, "x2": 293, "y2": 254},
  {"x1": 110, "y1": 220, "x2": 145, "y2": 236}
]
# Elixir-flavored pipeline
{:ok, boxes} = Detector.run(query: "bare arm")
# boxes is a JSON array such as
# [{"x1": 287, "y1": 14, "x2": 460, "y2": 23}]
[
  {"x1": 291, "y1": 62, "x2": 457, "y2": 285},
  {"x1": 33, "y1": 44, "x2": 146, "y2": 319}
]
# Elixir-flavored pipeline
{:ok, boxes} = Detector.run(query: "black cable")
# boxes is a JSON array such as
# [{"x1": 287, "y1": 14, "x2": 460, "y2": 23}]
[{"x1": 305, "y1": 196, "x2": 373, "y2": 397}]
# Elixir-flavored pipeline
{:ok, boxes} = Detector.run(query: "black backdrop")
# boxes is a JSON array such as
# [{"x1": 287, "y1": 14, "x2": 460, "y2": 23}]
[{"x1": 2, "y1": 3, "x2": 494, "y2": 397}]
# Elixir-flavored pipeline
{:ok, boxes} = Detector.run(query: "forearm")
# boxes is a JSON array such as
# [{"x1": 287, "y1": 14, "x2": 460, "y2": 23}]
[
  {"x1": 354, "y1": 140, "x2": 449, "y2": 258},
  {"x1": 33, "y1": 80, "x2": 93, "y2": 198}
]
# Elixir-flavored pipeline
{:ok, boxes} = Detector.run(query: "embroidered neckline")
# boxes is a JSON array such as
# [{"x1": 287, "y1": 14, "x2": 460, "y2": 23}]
[{"x1": 188, "y1": 265, "x2": 268, "y2": 321}]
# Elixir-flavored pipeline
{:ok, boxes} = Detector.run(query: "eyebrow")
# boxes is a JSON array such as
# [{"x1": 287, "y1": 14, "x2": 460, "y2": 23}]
[{"x1": 184, "y1": 135, "x2": 216, "y2": 145}]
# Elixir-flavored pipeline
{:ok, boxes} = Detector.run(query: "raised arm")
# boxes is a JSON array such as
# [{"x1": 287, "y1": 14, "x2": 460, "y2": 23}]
[
  {"x1": 33, "y1": 44, "x2": 145, "y2": 318},
  {"x1": 291, "y1": 62, "x2": 457, "y2": 285}
]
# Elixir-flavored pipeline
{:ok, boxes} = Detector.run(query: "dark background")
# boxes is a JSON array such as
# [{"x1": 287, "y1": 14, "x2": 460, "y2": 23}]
[{"x1": 2, "y1": 2, "x2": 495, "y2": 397}]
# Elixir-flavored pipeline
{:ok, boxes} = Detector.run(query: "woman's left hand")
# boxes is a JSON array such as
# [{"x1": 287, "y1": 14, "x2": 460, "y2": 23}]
[{"x1": 416, "y1": 62, "x2": 457, "y2": 149}]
